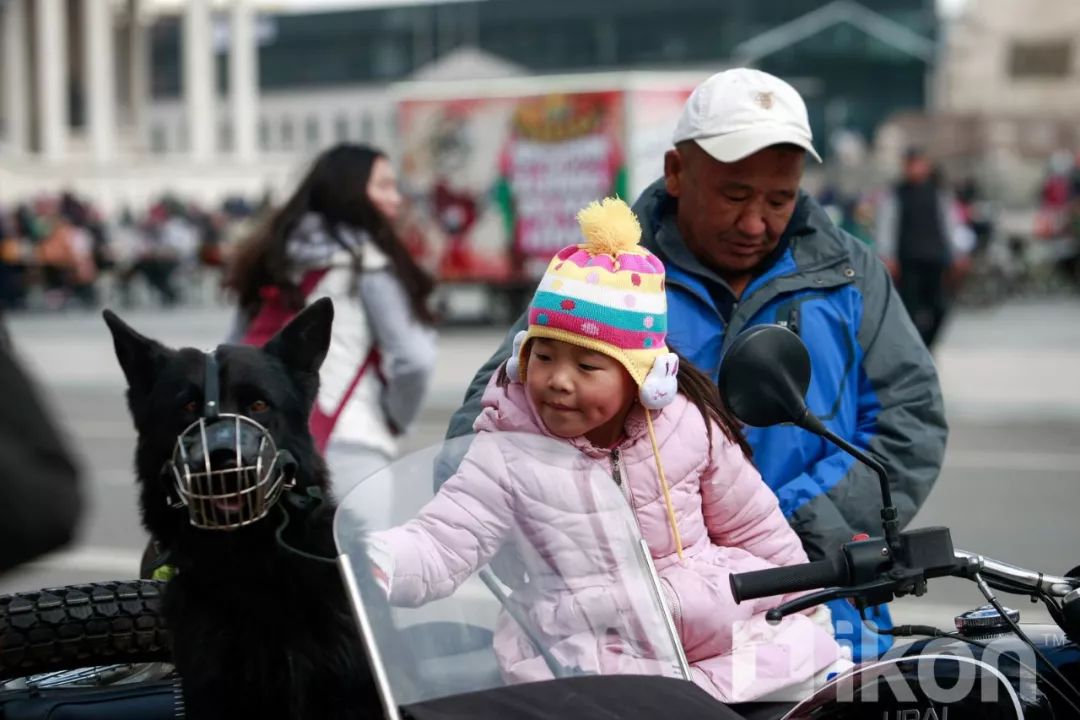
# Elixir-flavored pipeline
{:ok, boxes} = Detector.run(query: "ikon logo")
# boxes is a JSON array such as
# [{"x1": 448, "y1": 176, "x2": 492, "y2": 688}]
[{"x1": 883, "y1": 708, "x2": 948, "y2": 720}]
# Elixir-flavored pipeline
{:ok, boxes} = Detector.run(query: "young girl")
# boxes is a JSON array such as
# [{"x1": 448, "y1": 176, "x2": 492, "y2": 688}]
[{"x1": 370, "y1": 198, "x2": 848, "y2": 703}]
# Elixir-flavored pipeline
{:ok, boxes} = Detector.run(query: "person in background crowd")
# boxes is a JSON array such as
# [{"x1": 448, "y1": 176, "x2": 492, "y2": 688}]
[
  {"x1": 224, "y1": 143, "x2": 438, "y2": 500},
  {"x1": 875, "y1": 148, "x2": 961, "y2": 350}
]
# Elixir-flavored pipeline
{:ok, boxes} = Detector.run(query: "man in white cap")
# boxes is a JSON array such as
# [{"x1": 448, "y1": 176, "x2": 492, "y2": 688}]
[{"x1": 445, "y1": 68, "x2": 947, "y2": 663}]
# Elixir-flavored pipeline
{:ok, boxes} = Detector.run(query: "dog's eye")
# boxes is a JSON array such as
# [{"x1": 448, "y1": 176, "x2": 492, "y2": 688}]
[
  {"x1": 183, "y1": 400, "x2": 198, "y2": 414},
  {"x1": 249, "y1": 400, "x2": 269, "y2": 413}
]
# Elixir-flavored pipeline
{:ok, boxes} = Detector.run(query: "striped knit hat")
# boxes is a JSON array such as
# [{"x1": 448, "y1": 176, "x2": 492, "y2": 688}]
[{"x1": 506, "y1": 197, "x2": 680, "y2": 411}]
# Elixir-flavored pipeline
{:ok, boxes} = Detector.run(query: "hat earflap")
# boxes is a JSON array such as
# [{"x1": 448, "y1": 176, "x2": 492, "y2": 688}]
[
  {"x1": 505, "y1": 330, "x2": 529, "y2": 382},
  {"x1": 639, "y1": 352, "x2": 679, "y2": 410}
]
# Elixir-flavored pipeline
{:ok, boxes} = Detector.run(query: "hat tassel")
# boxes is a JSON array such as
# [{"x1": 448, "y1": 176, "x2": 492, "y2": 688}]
[{"x1": 645, "y1": 411, "x2": 684, "y2": 561}]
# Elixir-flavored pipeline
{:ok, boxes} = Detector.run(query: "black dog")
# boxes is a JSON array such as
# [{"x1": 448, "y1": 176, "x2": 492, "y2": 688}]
[{"x1": 104, "y1": 299, "x2": 385, "y2": 720}]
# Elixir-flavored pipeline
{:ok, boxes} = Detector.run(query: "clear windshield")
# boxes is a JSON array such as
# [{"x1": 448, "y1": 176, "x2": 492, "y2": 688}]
[{"x1": 333, "y1": 432, "x2": 689, "y2": 707}]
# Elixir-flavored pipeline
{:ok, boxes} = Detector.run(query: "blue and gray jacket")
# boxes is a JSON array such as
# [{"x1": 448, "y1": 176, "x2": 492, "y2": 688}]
[{"x1": 445, "y1": 180, "x2": 948, "y2": 660}]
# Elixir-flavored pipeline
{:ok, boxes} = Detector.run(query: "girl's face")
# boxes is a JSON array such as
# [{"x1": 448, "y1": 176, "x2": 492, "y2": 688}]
[
  {"x1": 367, "y1": 156, "x2": 403, "y2": 222},
  {"x1": 525, "y1": 338, "x2": 637, "y2": 449}
]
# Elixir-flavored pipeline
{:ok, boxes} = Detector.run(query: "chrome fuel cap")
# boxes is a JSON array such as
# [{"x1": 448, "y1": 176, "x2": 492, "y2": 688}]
[{"x1": 955, "y1": 604, "x2": 1020, "y2": 636}]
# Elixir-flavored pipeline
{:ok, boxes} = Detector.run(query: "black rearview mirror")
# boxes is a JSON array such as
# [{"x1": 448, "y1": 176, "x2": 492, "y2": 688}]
[
  {"x1": 718, "y1": 324, "x2": 812, "y2": 429},
  {"x1": 719, "y1": 323, "x2": 901, "y2": 547}
]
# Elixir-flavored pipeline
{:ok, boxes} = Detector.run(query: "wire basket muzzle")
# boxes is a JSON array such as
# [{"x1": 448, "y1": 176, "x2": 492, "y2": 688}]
[{"x1": 167, "y1": 414, "x2": 297, "y2": 530}]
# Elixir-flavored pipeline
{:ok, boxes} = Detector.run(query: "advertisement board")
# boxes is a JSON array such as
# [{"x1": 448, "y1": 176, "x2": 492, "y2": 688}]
[{"x1": 396, "y1": 75, "x2": 698, "y2": 287}]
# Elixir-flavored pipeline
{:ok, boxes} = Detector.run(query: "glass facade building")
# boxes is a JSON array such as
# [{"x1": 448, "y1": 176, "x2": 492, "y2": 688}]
[{"x1": 150, "y1": 0, "x2": 937, "y2": 144}]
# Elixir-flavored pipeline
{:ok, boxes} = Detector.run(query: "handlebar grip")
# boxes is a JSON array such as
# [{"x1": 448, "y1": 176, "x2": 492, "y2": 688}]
[{"x1": 730, "y1": 556, "x2": 849, "y2": 604}]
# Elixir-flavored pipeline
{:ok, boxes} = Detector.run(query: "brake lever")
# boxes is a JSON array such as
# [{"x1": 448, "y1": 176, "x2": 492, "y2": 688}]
[{"x1": 764, "y1": 578, "x2": 900, "y2": 625}]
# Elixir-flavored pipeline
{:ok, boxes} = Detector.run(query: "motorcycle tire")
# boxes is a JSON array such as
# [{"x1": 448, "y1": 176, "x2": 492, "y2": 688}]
[{"x1": 0, "y1": 580, "x2": 171, "y2": 680}]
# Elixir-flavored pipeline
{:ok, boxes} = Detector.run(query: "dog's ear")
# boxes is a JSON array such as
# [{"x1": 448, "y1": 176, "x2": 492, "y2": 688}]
[
  {"x1": 263, "y1": 297, "x2": 334, "y2": 375},
  {"x1": 103, "y1": 309, "x2": 171, "y2": 395}
]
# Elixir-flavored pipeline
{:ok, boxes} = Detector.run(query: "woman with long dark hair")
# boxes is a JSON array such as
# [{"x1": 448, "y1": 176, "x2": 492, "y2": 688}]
[{"x1": 225, "y1": 143, "x2": 437, "y2": 498}]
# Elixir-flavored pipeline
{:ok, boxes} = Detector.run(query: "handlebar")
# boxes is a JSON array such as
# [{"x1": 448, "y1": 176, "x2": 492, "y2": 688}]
[
  {"x1": 730, "y1": 555, "x2": 850, "y2": 604},
  {"x1": 955, "y1": 550, "x2": 1079, "y2": 598},
  {"x1": 730, "y1": 532, "x2": 1080, "y2": 609}
]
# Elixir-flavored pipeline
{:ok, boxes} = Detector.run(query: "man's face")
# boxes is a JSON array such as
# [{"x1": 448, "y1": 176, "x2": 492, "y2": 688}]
[{"x1": 664, "y1": 143, "x2": 804, "y2": 287}]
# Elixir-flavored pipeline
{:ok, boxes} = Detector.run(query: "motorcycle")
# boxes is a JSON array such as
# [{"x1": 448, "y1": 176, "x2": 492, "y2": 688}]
[
  {"x1": 718, "y1": 324, "x2": 1080, "y2": 719},
  {"x1": 1, "y1": 325, "x2": 1078, "y2": 719}
]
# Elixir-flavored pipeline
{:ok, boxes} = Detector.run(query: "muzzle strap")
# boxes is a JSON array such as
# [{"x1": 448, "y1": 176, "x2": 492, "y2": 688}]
[{"x1": 204, "y1": 352, "x2": 220, "y2": 419}]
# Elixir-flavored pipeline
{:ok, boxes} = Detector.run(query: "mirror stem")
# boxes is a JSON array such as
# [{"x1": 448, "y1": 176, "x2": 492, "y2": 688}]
[{"x1": 796, "y1": 410, "x2": 903, "y2": 553}]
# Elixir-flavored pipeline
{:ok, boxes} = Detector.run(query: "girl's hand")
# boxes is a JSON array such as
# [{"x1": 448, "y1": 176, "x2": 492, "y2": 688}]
[{"x1": 367, "y1": 534, "x2": 395, "y2": 598}]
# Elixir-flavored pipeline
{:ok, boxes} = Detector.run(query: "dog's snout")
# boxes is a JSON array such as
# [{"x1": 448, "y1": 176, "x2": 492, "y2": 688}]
[
  {"x1": 169, "y1": 412, "x2": 288, "y2": 530},
  {"x1": 208, "y1": 448, "x2": 240, "y2": 471}
]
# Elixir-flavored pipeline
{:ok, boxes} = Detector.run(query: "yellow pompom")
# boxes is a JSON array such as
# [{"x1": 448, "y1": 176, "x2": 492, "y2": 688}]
[{"x1": 576, "y1": 198, "x2": 641, "y2": 256}]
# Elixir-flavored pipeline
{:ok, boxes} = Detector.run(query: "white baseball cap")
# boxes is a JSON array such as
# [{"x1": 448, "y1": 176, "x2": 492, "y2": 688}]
[{"x1": 673, "y1": 68, "x2": 822, "y2": 163}]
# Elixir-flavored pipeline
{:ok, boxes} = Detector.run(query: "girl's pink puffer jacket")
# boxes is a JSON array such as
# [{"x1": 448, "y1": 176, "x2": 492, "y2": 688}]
[{"x1": 375, "y1": 376, "x2": 846, "y2": 703}]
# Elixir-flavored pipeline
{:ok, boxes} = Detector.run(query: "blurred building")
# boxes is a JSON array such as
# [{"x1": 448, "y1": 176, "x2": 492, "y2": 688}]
[
  {"x1": 145, "y1": 0, "x2": 937, "y2": 155},
  {"x1": 0, "y1": 0, "x2": 287, "y2": 212},
  {"x1": 938, "y1": 0, "x2": 1080, "y2": 117},
  {"x1": 0, "y1": 0, "x2": 938, "y2": 212},
  {"x1": 878, "y1": 0, "x2": 1080, "y2": 203}
]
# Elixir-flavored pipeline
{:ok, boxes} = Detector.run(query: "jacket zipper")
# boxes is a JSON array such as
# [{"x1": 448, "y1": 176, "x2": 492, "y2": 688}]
[
  {"x1": 659, "y1": 577, "x2": 683, "y2": 637},
  {"x1": 609, "y1": 449, "x2": 637, "y2": 509}
]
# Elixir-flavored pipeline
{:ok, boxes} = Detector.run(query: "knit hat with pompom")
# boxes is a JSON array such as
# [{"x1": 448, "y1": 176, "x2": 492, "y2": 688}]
[{"x1": 506, "y1": 197, "x2": 679, "y2": 411}]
